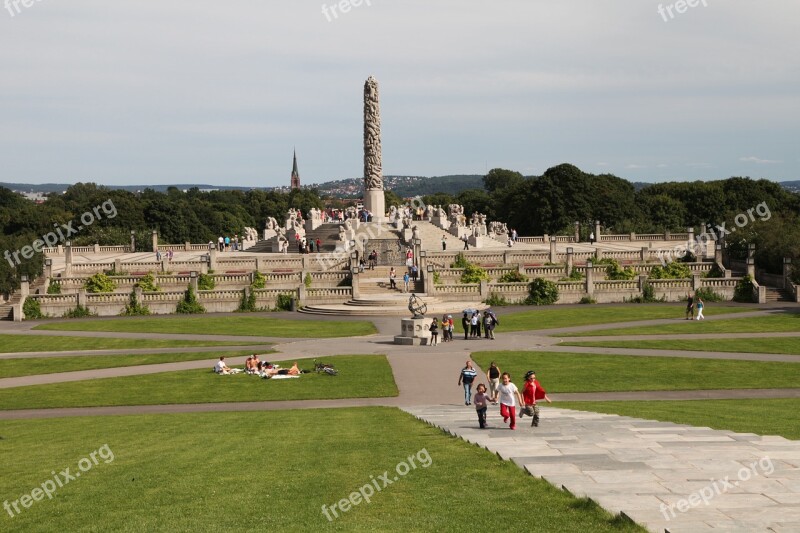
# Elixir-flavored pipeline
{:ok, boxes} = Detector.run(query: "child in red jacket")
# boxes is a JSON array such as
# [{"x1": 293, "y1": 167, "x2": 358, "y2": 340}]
[{"x1": 520, "y1": 370, "x2": 552, "y2": 427}]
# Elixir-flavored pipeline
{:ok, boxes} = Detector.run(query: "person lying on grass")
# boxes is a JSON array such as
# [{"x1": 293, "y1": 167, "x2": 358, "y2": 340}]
[{"x1": 259, "y1": 362, "x2": 301, "y2": 379}]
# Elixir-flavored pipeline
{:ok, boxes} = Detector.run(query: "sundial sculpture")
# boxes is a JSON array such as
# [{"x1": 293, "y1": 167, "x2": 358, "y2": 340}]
[{"x1": 407, "y1": 293, "x2": 427, "y2": 319}]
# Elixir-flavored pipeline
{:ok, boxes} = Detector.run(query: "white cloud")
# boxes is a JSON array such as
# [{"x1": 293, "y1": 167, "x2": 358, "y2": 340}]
[{"x1": 739, "y1": 156, "x2": 782, "y2": 164}]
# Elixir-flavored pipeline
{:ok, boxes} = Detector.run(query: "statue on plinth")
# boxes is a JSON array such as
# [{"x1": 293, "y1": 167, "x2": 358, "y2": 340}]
[{"x1": 408, "y1": 294, "x2": 427, "y2": 319}]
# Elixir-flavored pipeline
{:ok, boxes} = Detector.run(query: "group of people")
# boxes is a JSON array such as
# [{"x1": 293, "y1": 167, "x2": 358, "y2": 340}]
[
  {"x1": 462, "y1": 310, "x2": 499, "y2": 340},
  {"x1": 213, "y1": 235, "x2": 240, "y2": 252},
  {"x1": 295, "y1": 235, "x2": 322, "y2": 254},
  {"x1": 427, "y1": 315, "x2": 457, "y2": 345},
  {"x1": 155, "y1": 249, "x2": 174, "y2": 262},
  {"x1": 685, "y1": 293, "x2": 706, "y2": 320},
  {"x1": 214, "y1": 356, "x2": 300, "y2": 379},
  {"x1": 460, "y1": 361, "x2": 552, "y2": 430}
]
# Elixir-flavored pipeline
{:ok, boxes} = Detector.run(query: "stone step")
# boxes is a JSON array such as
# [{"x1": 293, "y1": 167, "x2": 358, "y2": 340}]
[{"x1": 0, "y1": 304, "x2": 12, "y2": 321}]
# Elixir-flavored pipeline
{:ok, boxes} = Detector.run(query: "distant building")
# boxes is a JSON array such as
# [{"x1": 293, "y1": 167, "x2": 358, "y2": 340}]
[{"x1": 290, "y1": 150, "x2": 301, "y2": 190}]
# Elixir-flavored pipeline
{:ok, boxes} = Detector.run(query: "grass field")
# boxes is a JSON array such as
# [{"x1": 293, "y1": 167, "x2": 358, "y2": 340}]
[
  {"x1": 33, "y1": 316, "x2": 378, "y2": 338},
  {"x1": 561, "y1": 337, "x2": 800, "y2": 355},
  {"x1": 497, "y1": 305, "x2": 751, "y2": 332},
  {"x1": 0, "y1": 355, "x2": 397, "y2": 410},
  {"x1": 566, "y1": 313, "x2": 800, "y2": 337},
  {"x1": 470, "y1": 351, "x2": 800, "y2": 393},
  {"x1": 0, "y1": 408, "x2": 643, "y2": 532},
  {"x1": 0, "y1": 334, "x2": 244, "y2": 353},
  {"x1": 556, "y1": 399, "x2": 800, "y2": 440},
  {"x1": 0, "y1": 350, "x2": 268, "y2": 379}
]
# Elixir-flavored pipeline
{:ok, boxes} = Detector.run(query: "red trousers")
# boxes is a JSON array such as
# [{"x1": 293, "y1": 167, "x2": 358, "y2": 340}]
[{"x1": 500, "y1": 403, "x2": 517, "y2": 429}]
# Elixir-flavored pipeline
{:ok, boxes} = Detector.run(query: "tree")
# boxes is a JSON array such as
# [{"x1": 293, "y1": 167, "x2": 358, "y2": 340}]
[{"x1": 483, "y1": 168, "x2": 524, "y2": 193}]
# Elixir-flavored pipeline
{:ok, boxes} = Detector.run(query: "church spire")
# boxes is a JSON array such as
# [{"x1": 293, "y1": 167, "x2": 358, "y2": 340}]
[{"x1": 290, "y1": 149, "x2": 300, "y2": 189}]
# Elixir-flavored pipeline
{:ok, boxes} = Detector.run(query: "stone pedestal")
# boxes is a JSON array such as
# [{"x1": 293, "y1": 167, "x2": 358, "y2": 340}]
[
  {"x1": 431, "y1": 215, "x2": 450, "y2": 231},
  {"x1": 394, "y1": 317, "x2": 433, "y2": 345},
  {"x1": 468, "y1": 235, "x2": 488, "y2": 249},
  {"x1": 364, "y1": 189, "x2": 385, "y2": 224}
]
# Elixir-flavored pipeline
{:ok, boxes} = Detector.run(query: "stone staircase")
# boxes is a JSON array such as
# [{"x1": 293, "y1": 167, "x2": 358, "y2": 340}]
[
  {"x1": 765, "y1": 287, "x2": 794, "y2": 303},
  {"x1": 0, "y1": 301, "x2": 13, "y2": 321},
  {"x1": 410, "y1": 220, "x2": 508, "y2": 252}
]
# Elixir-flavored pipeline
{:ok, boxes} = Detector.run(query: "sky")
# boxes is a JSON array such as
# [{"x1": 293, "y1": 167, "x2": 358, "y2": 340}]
[{"x1": 1, "y1": 1, "x2": 798, "y2": 188}]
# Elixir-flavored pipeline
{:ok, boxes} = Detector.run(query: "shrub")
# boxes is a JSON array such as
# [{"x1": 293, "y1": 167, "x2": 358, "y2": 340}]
[
  {"x1": 579, "y1": 296, "x2": 596, "y2": 304},
  {"x1": 47, "y1": 281, "x2": 61, "y2": 295},
  {"x1": 304, "y1": 273, "x2": 313, "y2": 289},
  {"x1": 136, "y1": 273, "x2": 160, "y2": 292},
  {"x1": 121, "y1": 290, "x2": 150, "y2": 316},
  {"x1": 791, "y1": 268, "x2": 800, "y2": 286},
  {"x1": 103, "y1": 269, "x2": 128, "y2": 277},
  {"x1": 497, "y1": 270, "x2": 529, "y2": 283},
  {"x1": 483, "y1": 293, "x2": 510, "y2": 307},
  {"x1": 23, "y1": 298, "x2": 44, "y2": 319},
  {"x1": 461, "y1": 263, "x2": 490, "y2": 284},
  {"x1": 450, "y1": 253, "x2": 469, "y2": 269},
  {"x1": 433, "y1": 271, "x2": 442, "y2": 285},
  {"x1": 679, "y1": 250, "x2": 697, "y2": 263},
  {"x1": 252, "y1": 271, "x2": 266, "y2": 289},
  {"x1": 650, "y1": 262, "x2": 692, "y2": 280},
  {"x1": 525, "y1": 278, "x2": 559, "y2": 305},
  {"x1": 198, "y1": 273, "x2": 215, "y2": 291},
  {"x1": 733, "y1": 275, "x2": 756, "y2": 303},
  {"x1": 559, "y1": 270, "x2": 584, "y2": 282},
  {"x1": 275, "y1": 293, "x2": 294, "y2": 312},
  {"x1": 705, "y1": 264, "x2": 725, "y2": 278},
  {"x1": 85, "y1": 273, "x2": 116, "y2": 293},
  {"x1": 237, "y1": 289, "x2": 258, "y2": 312},
  {"x1": 626, "y1": 282, "x2": 666, "y2": 304},
  {"x1": 604, "y1": 260, "x2": 637, "y2": 281},
  {"x1": 63, "y1": 305, "x2": 95, "y2": 318},
  {"x1": 176, "y1": 286, "x2": 206, "y2": 314},
  {"x1": 694, "y1": 287, "x2": 726, "y2": 302}
]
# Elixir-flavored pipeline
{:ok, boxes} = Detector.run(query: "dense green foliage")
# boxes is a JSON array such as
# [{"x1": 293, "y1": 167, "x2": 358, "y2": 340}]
[
  {"x1": 176, "y1": 286, "x2": 206, "y2": 314},
  {"x1": 121, "y1": 290, "x2": 151, "y2": 316},
  {"x1": 63, "y1": 305, "x2": 95, "y2": 318},
  {"x1": 22, "y1": 297, "x2": 44, "y2": 319},
  {"x1": 47, "y1": 280, "x2": 62, "y2": 294},
  {"x1": 251, "y1": 270, "x2": 266, "y2": 289},
  {"x1": 626, "y1": 282, "x2": 665, "y2": 303},
  {"x1": 601, "y1": 259, "x2": 637, "y2": 280},
  {"x1": 693, "y1": 287, "x2": 726, "y2": 302},
  {"x1": 275, "y1": 293, "x2": 294, "y2": 311},
  {"x1": 197, "y1": 273, "x2": 215, "y2": 291},
  {"x1": 84, "y1": 273, "x2": 116, "y2": 293},
  {"x1": 135, "y1": 272, "x2": 160, "y2": 292},
  {"x1": 734, "y1": 275, "x2": 756, "y2": 303},
  {"x1": 649, "y1": 262, "x2": 692, "y2": 279},
  {"x1": 526, "y1": 278, "x2": 559, "y2": 305},
  {"x1": 497, "y1": 270, "x2": 529, "y2": 283}
]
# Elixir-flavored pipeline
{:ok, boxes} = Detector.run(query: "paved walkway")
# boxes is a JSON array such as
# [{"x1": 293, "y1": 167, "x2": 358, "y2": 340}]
[{"x1": 403, "y1": 404, "x2": 800, "y2": 532}]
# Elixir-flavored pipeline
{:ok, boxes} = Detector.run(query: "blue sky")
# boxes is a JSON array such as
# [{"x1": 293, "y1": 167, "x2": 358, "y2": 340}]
[{"x1": 1, "y1": 1, "x2": 798, "y2": 187}]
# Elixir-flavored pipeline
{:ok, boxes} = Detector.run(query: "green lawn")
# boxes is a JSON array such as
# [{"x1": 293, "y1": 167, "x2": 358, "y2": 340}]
[
  {"x1": 0, "y1": 350, "x2": 269, "y2": 379},
  {"x1": 0, "y1": 408, "x2": 642, "y2": 532},
  {"x1": 556, "y1": 399, "x2": 800, "y2": 440},
  {"x1": 561, "y1": 337, "x2": 800, "y2": 355},
  {"x1": 470, "y1": 351, "x2": 800, "y2": 393},
  {"x1": 566, "y1": 313, "x2": 800, "y2": 337},
  {"x1": 0, "y1": 355, "x2": 397, "y2": 410},
  {"x1": 497, "y1": 305, "x2": 750, "y2": 332},
  {"x1": 0, "y1": 334, "x2": 242, "y2": 353},
  {"x1": 33, "y1": 316, "x2": 378, "y2": 338}
]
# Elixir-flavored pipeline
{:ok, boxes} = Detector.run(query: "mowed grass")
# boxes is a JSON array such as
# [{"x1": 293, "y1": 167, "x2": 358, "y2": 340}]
[
  {"x1": 498, "y1": 305, "x2": 750, "y2": 332},
  {"x1": 0, "y1": 334, "x2": 244, "y2": 353},
  {"x1": 556, "y1": 399, "x2": 800, "y2": 440},
  {"x1": 0, "y1": 350, "x2": 267, "y2": 379},
  {"x1": 470, "y1": 351, "x2": 800, "y2": 393},
  {"x1": 34, "y1": 316, "x2": 378, "y2": 338},
  {"x1": 0, "y1": 408, "x2": 643, "y2": 532},
  {"x1": 0, "y1": 355, "x2": 397, "y2": 410},
  {"x1": 562, "y1": 337, "x2": 800, "y2": 355},
  {"x1": 567, "y1": 312, "x2": 800, "y2": 337}
]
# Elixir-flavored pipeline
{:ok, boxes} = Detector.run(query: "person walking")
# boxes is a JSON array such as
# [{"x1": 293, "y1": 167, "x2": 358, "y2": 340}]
[
  {"x1": 486, "y1": 309, "x2": 498, "y2": 340},
  {"x1": 483, "y1": 312, "x2": 491, "y2": 339},
  {"x1": 519, "y1": 370, "x2": 552, "y2": 427},
  {"x1": 685, "y1": 293, "x2": 694, "y2": 320},
  {"x1": 470, "y1": 312, "x2": 479, "y2": 338},
  {"x1": 463, "y1": 235, "x2": 469, "y2": 250},
  {"x1": 462, "y1": 312, "x2": 470, "y2": 340},
  {"x1": 411, "y1": 264, "x2": 418, "y2": 282},
  {"x1": 441, "y1": 235, "x2": 447, "y2": 251},
  {"x1": 486, "y1": 361, "x2": 500, "y2": 404},
  {"x1": 696, "y1": 297, "x2": 705, "y2": 320},
  {"x1": 316, "y1": 238, "x2": 322, "y2": 252},
  {"x1": 403, "y1": 272, "x2": 410, "y2": 293},
  {"x1": 458, "y1": 360, "x2": 478, "y2": 405}
]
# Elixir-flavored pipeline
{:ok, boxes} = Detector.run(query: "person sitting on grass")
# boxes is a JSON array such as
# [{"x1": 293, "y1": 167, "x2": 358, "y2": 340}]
[
  {"x1": 245, "y1": 356, "x2": 257, "y2": 375},
  {"x1": 214, "y1": 356, "x2": 241, "y2": 375}
]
